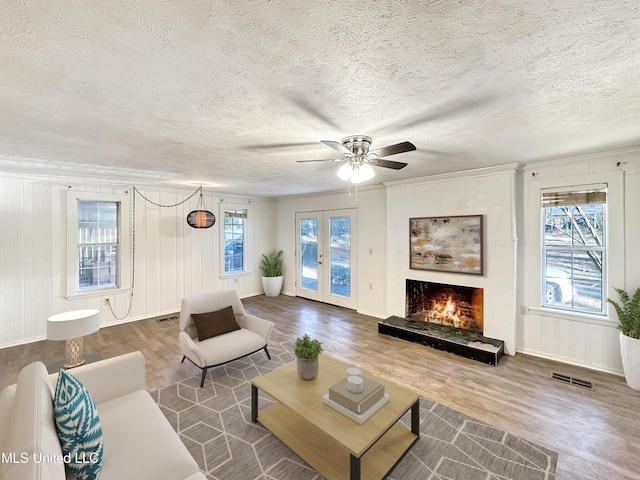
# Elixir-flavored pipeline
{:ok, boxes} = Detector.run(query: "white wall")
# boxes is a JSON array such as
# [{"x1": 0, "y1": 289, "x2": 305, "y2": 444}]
[
  {"x1": 519, "y1": 149, "x2": 640, "y2": 375},
  {"x1": 385, "y1": 165, "x2": 518, "y2": 354},
  {"x1": 3, "y1": 149, "x2": 638, "y2": 375},
  {"x1": 0, "y1": 179, "x2": 275, "y2": 348},
  {"x1": 275, "y1": 186, "x2": 388, "y2": 317}
]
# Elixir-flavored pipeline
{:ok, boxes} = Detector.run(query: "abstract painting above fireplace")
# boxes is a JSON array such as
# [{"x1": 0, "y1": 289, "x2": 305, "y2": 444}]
[{"x1": 409, "y1": 215, "x2": 483, "y2": 275}]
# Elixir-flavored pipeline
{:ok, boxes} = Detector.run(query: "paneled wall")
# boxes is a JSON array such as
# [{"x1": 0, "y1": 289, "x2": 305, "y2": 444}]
[
  {"x1": 1, "y1": 181, "x2": 56, "y2": 346},
  {"x1": 0, "y1": 180, "x2": 275, "y2": 348},
  {"x1": 3, "y1": 149, "x2": 638, "y2": 375},
  {"x1": 519, "y1": 150, "x2": 640, "y2": 375}
]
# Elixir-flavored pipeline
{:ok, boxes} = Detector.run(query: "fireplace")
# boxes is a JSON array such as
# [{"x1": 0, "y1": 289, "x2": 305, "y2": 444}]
[
  {"x1": 406, "y1": 279, "x2": 483, "y2": 333},
  {"x1": 378, "y1": 279, "x2": 504, "y2": 365}
]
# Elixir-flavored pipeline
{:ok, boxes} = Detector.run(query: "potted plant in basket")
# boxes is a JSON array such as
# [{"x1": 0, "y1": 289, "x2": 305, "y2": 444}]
[
  {"x1": 260, "y1": 250, "x2": 284, "y2": 297},
  {"x1": 294, "y1": 334, "x2": 323, "y2": 380},
  {"x1": 607, "y1": 286, "x2": 640, "y2": 390}
]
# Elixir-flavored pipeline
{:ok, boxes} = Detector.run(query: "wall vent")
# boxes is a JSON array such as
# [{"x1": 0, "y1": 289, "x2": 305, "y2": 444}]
[{"x1": 551, "y1": 372, "x2": 594, "y2": 390}]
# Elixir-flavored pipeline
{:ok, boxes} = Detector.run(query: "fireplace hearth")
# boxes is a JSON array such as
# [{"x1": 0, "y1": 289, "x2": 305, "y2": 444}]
[{"x1": 378, "y1": 280, "x2": 505, "y2": 365}]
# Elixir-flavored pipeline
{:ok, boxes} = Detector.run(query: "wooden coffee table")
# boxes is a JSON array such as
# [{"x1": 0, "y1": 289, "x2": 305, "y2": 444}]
[{"x1": 251, "y1": 355, "x2": 420, "y2": 480}]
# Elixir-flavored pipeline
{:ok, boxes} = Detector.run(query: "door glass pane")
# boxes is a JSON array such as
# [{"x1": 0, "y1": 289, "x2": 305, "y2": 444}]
[
  {"x1": 329, "y1": 216, "x2": 350, "y2": 297},
  {"x1": 300, "y1": 219, "x2": 318, "y2": 291}
]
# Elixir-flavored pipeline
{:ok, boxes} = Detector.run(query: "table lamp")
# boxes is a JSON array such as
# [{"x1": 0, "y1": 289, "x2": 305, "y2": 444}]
[{"x1": 47, "y1": 309, "x2": 101, "y2": 368}]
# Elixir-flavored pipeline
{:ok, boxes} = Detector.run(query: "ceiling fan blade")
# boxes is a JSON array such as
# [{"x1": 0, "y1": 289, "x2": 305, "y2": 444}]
[
  {"x1": 296, "y1": 158, "x2": 342, "y2": 163},
  {"x1": 373, "y1": 94, "x2": 497, "y2": 133},
  {"x1": 320, "y1": 140, "x2": 352, "y2": 156},
  {"x1": 289, "y1": 94, "x2": 343, "y2": 131},
  {"x1": 369, "y1": 141, "x2": 416, "y2": 158},
  {"x1": 372, "y1": 159, "x2": 408, "y2": 170},
  {"x1": 246, "y1": 142, "x2": 319, "y2": 150}
]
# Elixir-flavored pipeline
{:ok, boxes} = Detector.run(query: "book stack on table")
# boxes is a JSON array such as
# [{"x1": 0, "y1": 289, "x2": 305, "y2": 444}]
[{"x1": 322, "y1": 377, "x2": 390, "y2": 424}]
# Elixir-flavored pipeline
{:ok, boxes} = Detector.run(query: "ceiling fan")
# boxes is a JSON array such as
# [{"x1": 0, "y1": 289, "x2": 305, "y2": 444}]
[{"x1": 297, "y1": 135, "x2": 416, "y2": 184}]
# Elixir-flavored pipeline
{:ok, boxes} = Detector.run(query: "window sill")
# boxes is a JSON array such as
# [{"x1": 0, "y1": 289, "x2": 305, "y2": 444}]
[
  {"x1": 65, "y1": 287, "x2": 130, "y2": 300},
  {"x1": 526, "y1": 306, "x2": 617, "y2": 327},
  {"x1": 219, "y1": 271, "x2": 253, "y2": 280}
]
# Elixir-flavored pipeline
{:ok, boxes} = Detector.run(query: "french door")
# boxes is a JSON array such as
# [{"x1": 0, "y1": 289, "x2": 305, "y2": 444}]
[{"x1": 295, "y1": 209, "x2": 357, "y2": 309}]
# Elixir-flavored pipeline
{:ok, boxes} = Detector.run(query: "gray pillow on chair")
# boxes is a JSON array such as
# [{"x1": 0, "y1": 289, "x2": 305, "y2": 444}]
[{"x1": 191, "y1": 305, "x2": 241, "y2": 341}]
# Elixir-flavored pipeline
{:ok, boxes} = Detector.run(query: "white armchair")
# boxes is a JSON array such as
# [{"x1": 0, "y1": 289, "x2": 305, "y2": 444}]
[{"x1": 179, "y1": 290, "x2": 275, "y2": 387}]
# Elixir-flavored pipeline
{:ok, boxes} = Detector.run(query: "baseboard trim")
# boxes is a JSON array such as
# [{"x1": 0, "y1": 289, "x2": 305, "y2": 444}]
[
  {"x1": 517, "y1": 347, "x2": 624, "y2": 377},
  {"x1": 357, "y1": 309, "x2": 386, "y2": 319}
]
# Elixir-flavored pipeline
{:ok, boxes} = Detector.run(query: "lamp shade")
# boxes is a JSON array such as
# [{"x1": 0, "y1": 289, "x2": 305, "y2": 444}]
[
  {"x1": 337, "y1": 162, "x2": 375, "y2": 184},
  {"x1": 187, "y1": 209, "x2": 216, "y2": 228},
  {"x1": 187, "y1": 187, "x2": 216, "y2": 228},
  {"x1": 350, "y1": 164, "x2": 375, "y2": 184},
  {"x1": 47, "y1": 309, "x2": 101, "y2": 340},
  {"x1": 337, "y1": 163, "x2": 353, "y2": 181}
]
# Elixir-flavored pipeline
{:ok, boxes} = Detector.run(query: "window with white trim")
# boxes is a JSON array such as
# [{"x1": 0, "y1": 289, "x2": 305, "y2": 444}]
[
  {"x1": 223, "y1": 208, "x2": 247, "y2": 274},
  {"x1": 77, "y1": 200, "x2": 119, "y2": 290},
  {"x1": 67, "y1": 191, "x2": 130, "y2": 296},
  {"x1": 541, "y1": 185, "x2": 607, "y2": 314}
]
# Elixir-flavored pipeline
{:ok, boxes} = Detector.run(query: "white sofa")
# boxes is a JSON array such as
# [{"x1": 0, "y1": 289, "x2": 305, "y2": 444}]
[
  {"x1": 0, "y1": 352, "x2": 206, "y2": 480},
  {"x1": 179, "y1": 290, "x2": 275, "y2": 387}
]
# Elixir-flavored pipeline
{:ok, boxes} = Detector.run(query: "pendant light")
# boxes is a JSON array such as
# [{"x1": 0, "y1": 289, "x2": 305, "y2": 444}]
[{"x1": 186, "y1": 186, "x2": 216, "y2": 228}]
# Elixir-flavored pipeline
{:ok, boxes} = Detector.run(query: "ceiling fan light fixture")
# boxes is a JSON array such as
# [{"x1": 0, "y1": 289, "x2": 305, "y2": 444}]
[
  {"x1": 299, "y1": 135, "x2": 413, "y2": 191},
  {"x1": 337, "y1": 162, "x2": 375, "y2": 184},
  {"x1": 351, "y1": 163, "x2": 375, "y2": 184},
  {"x1": 337, "y1": 163, "x2": 354, "y2": 181}
]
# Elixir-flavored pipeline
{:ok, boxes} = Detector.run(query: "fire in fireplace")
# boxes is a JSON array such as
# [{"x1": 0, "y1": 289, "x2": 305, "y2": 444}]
[{"x1": 405, "y1": 279, "x2": 484, "y2": 333}]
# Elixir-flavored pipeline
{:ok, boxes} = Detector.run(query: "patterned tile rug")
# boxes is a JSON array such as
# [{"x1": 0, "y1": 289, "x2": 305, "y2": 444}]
[{"x1": 150, "y1": 342, "x2": 557, "y2": 480}]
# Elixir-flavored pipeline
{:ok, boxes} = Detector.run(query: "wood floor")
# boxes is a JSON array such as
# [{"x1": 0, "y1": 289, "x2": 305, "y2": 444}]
[{"x1": 1, "y1": 295, "x2": 638, "y2": 480}]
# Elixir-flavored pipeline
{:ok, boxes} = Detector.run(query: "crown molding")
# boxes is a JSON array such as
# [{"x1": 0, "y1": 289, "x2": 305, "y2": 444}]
[
  {"x1": 521, "y1": 145, "x2": 640, "y2": 172},
  {"x1": 384, "y1": 163, "x2": 520, "y2": 188}
]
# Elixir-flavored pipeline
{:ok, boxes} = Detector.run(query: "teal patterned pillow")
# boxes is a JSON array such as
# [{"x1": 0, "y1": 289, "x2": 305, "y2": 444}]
[{"x1": 54, "y1": 369, "x2": 104, "y2": 480}]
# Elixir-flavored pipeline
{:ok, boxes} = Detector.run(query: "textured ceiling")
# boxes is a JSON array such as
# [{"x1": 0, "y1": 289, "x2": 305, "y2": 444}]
[{"x1": 1, "y1": 1, "x2": 639, "y2": 197}]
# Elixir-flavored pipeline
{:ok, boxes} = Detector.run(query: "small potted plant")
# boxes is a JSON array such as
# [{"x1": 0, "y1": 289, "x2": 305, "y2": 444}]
[
  {"x1": 260, "y1": 250, "x2": 284, "y2": 297},
  {"x1": 607, "y1": 286, "x2": 640, "y2": 390},
  {"x1": 294, "y1": 334, "x2": 323, "y2": 380}
]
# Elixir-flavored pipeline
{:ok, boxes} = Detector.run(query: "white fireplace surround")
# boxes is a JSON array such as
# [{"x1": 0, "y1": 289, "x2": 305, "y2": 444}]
[{"x1": 386, "y1": 166, "x2": 518, "y2": 355}]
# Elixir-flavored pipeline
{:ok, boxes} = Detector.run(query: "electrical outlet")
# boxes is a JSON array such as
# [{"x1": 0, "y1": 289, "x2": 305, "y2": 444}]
[{"x1": 104, "y1": 298, "x2": 110, "y2": 305}]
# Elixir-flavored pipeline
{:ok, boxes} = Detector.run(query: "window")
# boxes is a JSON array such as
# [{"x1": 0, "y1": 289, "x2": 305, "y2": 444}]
[
  {"x1": 223, "y1": 208, "x2": 247, "y2": 273},
  {"x1": 77, "y1": 201, "x2": 119, "y2": 291},
  {"x1": 541, "y1": 186, "x2": 606, "y2": 314},
  {"x1": 67, "y1": 191, "x2": 130, "y2": 297}
]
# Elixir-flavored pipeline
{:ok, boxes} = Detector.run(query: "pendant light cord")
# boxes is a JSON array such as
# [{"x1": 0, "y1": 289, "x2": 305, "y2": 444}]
[
  {"x1": 106, "y1": 185, "x2": 204, "y2": 320},
  {"x1": 132, "y1": 185, "x2": 202, "y2": 208}
]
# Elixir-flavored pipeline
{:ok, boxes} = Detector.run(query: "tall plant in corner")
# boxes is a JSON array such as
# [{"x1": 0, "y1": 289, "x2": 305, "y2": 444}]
[
  {"x1": 607, "y1": 286, "x2": 640, "y2": 390},
  {"x1": 260, "y1": 250, "x2": 283, "y2": 277},
  {"x1": 260, "y1": 250, "x2": 284, "y2": 297}
]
